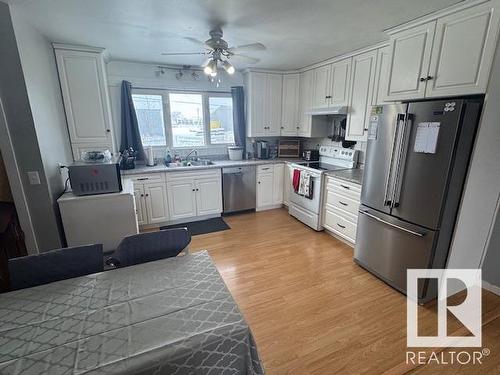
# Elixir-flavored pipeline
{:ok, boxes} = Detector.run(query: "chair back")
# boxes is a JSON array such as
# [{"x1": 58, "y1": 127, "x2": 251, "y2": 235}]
[
  {"x1": 113, "y1": 228, "x2": 191, "y2": 267},
  {"x1": 8, "y1": 244, "x2": 103, "y2": 291}
]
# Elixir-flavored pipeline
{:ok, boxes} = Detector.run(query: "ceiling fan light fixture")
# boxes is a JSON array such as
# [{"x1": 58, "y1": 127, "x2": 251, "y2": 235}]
[
  {"x1": 204, "y1": 59, "x2": 217, "y2": 76},
  {"x1": 222, "y1": 60, "x2": 235, "y2": 75}
]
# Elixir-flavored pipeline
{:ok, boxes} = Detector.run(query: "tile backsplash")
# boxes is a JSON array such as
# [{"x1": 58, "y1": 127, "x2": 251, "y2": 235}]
[{"x1": 302, "y1": 138, "x2": 367, "y2": 165}]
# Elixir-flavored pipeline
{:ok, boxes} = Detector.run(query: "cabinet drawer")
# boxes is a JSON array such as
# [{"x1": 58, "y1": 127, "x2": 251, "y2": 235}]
[
  {"x1": 257, "y1": 164, "x2": 275, "y2": 174},
  {"x1": 323, "y1": 209, "x2": 357, "y2": 243},
  {"x1": 129, "y1": 173, "x2": 165, "y2": 183},
  {"x1": 326, "y1": 177, "x2": 361, "y2": 199},
  {"x1": 325, "y1": 190, "x2": 360, "y2": 216}
]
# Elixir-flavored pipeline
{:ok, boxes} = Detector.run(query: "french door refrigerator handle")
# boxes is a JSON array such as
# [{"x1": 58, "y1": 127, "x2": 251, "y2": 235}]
[
  {"x1": 359, "y1": 210, "x2": 425, "y2": 237},
  {"x1": 390, "y1": 113, "x2": 412, "y2": 208},
  {"x1": 383, "y1": 113, "x2": 405, "y2": 206}
]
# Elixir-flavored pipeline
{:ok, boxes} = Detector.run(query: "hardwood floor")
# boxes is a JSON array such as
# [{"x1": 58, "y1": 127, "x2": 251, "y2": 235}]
[{"x1": 189, "y1": 208, "x2": 500, "y2": 374}]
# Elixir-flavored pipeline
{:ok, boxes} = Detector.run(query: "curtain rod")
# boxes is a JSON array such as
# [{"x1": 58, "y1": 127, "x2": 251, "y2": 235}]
[{"x1": 130, "y1": 86, "x2": 233, "y2": 94}]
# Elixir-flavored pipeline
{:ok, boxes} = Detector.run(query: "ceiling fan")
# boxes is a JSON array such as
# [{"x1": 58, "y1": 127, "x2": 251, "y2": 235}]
[{"x1": 161, "y1": 27, "x2": 265, "y2": 77}]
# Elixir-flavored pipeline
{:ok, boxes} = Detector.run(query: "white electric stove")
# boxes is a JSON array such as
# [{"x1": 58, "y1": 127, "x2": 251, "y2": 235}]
[{"x1": 288, "y1": 146, "x2": 358, "y2": 230}]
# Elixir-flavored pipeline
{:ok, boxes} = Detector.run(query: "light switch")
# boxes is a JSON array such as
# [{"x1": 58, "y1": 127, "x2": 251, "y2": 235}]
[{"x1": 27, "y1": 171, "x2": 41, "y2": 185}]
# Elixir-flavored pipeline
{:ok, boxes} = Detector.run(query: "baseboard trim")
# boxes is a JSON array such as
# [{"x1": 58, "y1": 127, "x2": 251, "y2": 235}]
[{"x1": 483, "y1": 281, "x2": 500, "y2": 296}]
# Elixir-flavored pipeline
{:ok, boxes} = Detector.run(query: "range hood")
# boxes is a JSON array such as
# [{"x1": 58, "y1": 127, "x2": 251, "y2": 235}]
[{"x1": 304, "y1": 106, "x2": 348, "y2": 115}]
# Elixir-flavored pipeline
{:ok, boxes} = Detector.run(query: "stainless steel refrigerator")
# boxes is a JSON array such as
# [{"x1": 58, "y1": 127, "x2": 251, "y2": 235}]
[{"x1": 354, "y1": 98, "x2": 483, "y2": 303}]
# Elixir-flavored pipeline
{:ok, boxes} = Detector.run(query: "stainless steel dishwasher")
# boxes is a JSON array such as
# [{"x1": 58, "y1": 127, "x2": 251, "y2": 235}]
[{"x1": 222, "y1": 166, "x2": 256, "y2": 213}]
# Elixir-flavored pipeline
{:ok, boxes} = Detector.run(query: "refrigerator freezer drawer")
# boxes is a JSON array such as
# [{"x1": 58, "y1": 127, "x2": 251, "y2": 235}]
[
  {"x1": 354, "y1": 207, "x2": 436, "y2": 298},
  {"x1": 323, "y1": 209, "x2": 357, "y2": 243}
]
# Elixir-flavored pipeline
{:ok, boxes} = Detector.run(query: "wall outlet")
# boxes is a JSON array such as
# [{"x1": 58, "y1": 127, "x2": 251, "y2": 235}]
[{"x1": 27, "y1": 171, "x2": 41, "y2": 185}]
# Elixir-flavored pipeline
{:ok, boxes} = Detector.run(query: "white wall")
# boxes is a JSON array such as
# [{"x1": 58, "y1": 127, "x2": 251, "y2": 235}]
[
  {"x1": 0, "y1": 2, "x2": 64, "y2": 252},
  {"x1": 447, "y1": 36, "x2": 500, "y2": 283},
  {"x1": 106, "y1": 60, "x2": 244, "y2": 157},
  {"x1": 9, "y1": 6, "x2": 74, "y2": 250}
]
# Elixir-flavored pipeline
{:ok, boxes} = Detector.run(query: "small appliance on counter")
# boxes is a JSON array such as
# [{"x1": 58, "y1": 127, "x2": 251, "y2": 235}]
[
  {"x1": 68, "y1": 158, "x2": 122, "y2": 196},
  {"x1": 255, "y1": 140, "x2": 269, "y2": 159},
  {"x1": 228, "y1": 146, "x2": 244, "y2": 161},
  {"x1": 278, "y1": 140, "x2": 300, "y2": 158},
  {"x1": 120, "y1": 147, "x2": 137, "y2": 170},
  {"x1": 302, "y1": 149, "x2": 320, "y2": 161}
]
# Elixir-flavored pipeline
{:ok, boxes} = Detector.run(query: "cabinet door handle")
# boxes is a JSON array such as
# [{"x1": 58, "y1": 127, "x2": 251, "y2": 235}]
[
  {"x1": 140, "y1": 194, "x2": 144, "y2": 197},
  {"x1": 281, "y1": 126, "x2": 284, "y2": 129},
  {"x1": 258, "y1": 181, "x2": 261, "y2": 184},
  {"x1": 340, "y1": 184, "x2": 350, "y2": 190},
  {"x1": 196, "y1": 188, "x2": 199, "y2": 191},
  {"x1": 192, "y1": 189, "x2": 195, "y2": 192},
  {"x1": 426, "y1": 75, "x2": 434, "y2": 81},
  {"x1": 337, "y1": 223, "x2": 346, "y2": 229},
  {"x1": 339, "y1": 201, "x2": 348, "y2": 206},
  {"x1": 137, "y1": 178, "x2": 149, "y2": 181},
  {"x1": 145, "y1": 194, "x2": 149, "y2": 197},
  {"x1": 106, "y1": 129, "x2": 111, "y2": 133},
  {"x1": 326, "y1": 95, "x2": 332, "y2": 99}
]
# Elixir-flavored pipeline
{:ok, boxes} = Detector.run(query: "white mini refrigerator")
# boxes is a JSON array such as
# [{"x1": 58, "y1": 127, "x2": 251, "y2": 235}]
[{"x1": 58, "y1": 179, "x2": 139, "y2": 252}]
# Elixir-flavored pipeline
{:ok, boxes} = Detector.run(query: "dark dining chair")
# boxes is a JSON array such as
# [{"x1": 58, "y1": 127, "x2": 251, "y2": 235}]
[
  {"x1": 8, "y1": 244, "x2": 104, "y2": 291},
  {"x1": 106, "y1": 228, "x2": 191, "y2": 268}
]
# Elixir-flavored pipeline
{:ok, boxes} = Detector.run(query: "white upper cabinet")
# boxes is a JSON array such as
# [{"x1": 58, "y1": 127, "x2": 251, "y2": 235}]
[
  {"x1": 373, "y1": 46, "x2": 391, "y2": 105},
  {"x1": 312, "y1": 64, "x2": 331, "y2": 108},
  {"x1": 54, "y1": 44, "x2": 115, "y2": 157},
  {"x1": 384, "y1": 0, "x2": 500, "y2": 100},
  {"x1": 384, "y1": 21, "x2": 436, "y2": 101},
  {"x1": 298, "y1": 70, "x2": 314, "y2": 137},
  {"x1": 311, "y1": 58, "x2": 351, "y2": 108},
  {"x1": 246, "y1": 72, "x2": 267, "y2": 137},
  {"x1": 426, "y1": 1, "x2": 500, "y2": 97},
  {"x1": 330, "y1": 58, "x2": 352, "y2": 107},
  {"x1": 281, "y1": 74, "x2": 300, "y2": 136},
  {"x1": 346, "y1": 50, "x2": 377, "y2": 141},
  {"x1": 266, "y1": 74, "x2": 283, "y2": 136},
  {"x1": 246, "y1": 72, "x2": 282, "y2": 137}
]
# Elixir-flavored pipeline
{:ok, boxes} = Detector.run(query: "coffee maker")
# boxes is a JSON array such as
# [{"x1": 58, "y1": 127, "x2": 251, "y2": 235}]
[{"x1": 255, "y1": 141, "x2": 269, "y2": 159}]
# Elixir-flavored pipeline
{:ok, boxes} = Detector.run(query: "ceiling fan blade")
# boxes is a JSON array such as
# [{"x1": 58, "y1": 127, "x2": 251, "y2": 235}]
[
  {"x1": 184, "y1": 36, "x2": 208, "y2": 46},
  {"x1": 161, "y1": 52, "x2": 208, "y2": 56},
  {"x1": 228, "y1": 43, "x2": 266, "y2": 53},
  {"x1": 229, "y1": 54, "x2": 260, "y2": 64}
]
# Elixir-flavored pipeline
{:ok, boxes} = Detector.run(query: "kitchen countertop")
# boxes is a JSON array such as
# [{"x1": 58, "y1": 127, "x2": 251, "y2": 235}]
[
  {"x1": 325, "y1": 168, "x2": 364, "y2": 185},
  {"x1": 121, "y1": 158, "x2": 303, "y2": 175}
]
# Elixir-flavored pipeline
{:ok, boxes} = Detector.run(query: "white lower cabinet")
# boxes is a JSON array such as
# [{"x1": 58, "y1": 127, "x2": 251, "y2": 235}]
[
  {"x1": 167, "y1": 169, "x2": 222, "y2": 221},
  {"x1": 256, "y1": 164, "x2": 284, "y2": 211},
  {"x1": 196, "y1": 178, "x2": 223, "y2": 216},
  {"x1": 144, "y1": 183, "x2": 169, "y2": 224},
  {"x1": 322, "y1": 176, "x2": 361, "y2": 245},
  {"x1": 131, "y1": 173, "x2": 169, "y2": 226}
]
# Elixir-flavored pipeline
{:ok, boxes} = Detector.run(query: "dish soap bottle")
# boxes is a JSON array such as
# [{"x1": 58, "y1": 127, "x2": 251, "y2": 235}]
[{"x1": 165, "y1": 148, "x2": 172, "y2": 165}]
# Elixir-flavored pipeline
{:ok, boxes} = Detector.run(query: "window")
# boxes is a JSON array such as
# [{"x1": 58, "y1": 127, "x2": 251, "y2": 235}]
[
  {"x1": 209, "y1": 96, "x2": 234, "y2": 144},
  {"x1": 132, "y1": 94, "x2": 166, "y2": 147},
  {"x1": 132, "y1": 90, "x2": 234, "y2": 148},
  {"x1": 169, "y1": 93, "x2": 205, "y2": 147}
]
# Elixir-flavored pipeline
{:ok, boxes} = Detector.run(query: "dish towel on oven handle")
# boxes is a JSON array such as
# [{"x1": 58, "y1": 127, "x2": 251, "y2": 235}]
[
  {"x1": 298, "y1": 172, "x2": 313, "y2": 199},
  {"x1": 292, "y1": 169, "x2": 301, "y2": 193}
]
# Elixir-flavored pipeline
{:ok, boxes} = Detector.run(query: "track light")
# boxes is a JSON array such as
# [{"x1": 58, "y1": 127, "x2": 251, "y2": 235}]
[{"x1": 222, "y1": 60, "x2": 235, "y2": 74}]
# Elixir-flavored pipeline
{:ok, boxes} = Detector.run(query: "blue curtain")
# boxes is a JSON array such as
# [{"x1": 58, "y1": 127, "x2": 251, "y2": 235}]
[
  {"x1": 231, "y1": 86, "x2": 246, "y2": 158},
  {"x1": 120, "y1": 80, "x2": 145, "y2": 160}
]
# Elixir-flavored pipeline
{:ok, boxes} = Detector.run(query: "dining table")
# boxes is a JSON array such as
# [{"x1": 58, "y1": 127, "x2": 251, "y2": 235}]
[{"x1": 0, "y1": 251, "x2": 264, "y2": 374}]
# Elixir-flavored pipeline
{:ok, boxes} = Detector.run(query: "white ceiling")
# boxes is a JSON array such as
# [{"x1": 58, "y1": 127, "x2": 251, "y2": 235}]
[{"x1": 8, "y1": 0, "x2": 462, "y2": 70}]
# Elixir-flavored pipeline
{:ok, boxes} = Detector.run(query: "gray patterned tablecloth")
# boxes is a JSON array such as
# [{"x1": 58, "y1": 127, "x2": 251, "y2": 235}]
[{"x1": 0, "y1": 251, "x2": 264, "y2": 374}]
